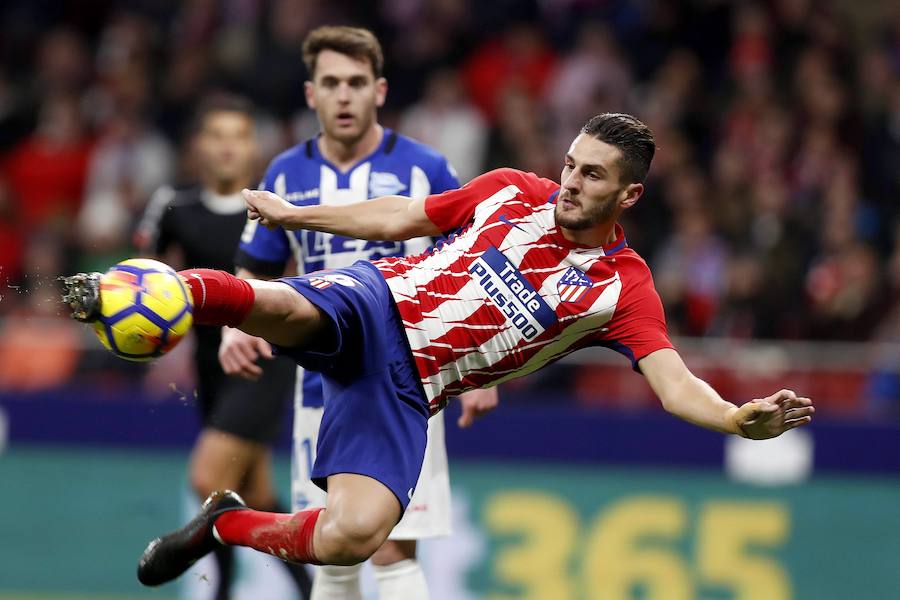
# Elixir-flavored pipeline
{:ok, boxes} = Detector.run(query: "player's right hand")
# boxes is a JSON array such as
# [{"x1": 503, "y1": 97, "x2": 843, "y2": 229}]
[
  {"x1": 218, "y1": 326, "x2": 274, "y2": 380},
  {"x1": 732, "y1": 389, "x2": 814, "y2": 439},
  {"x1": 243, "y1": 189, "x2": 295, "y2": 230}
]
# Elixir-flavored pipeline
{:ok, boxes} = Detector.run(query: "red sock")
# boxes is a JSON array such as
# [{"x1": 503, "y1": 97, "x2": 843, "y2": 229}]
[
  {"x1": 212, "y1": 508, "x2": 324, "y2": 565},
  {"x1": 178, "y1": 269, "x2": 255, "y2": 327}
]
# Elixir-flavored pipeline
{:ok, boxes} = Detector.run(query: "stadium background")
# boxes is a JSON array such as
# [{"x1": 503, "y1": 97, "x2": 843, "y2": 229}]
[{"x1": 1, "y1": 0, "x2": 899, "y2": 598}]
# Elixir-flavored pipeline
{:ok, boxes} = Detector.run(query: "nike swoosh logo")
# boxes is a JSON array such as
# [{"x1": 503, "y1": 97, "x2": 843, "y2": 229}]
[{"x1": 498, "y1": 214, "x2": 524, "y2": 231}]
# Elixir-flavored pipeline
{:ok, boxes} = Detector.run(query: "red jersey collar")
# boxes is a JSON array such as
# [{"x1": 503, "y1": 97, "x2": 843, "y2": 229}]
[{"x1": 551, "y1": 220, "x2": 628, "y2": 254}]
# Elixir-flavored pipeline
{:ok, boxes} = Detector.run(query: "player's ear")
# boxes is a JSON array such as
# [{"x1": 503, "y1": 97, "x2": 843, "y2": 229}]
[
  {"x1": 304, "y1": 81, "x2": 316, "y2": 109},
  {"x1": 619, "y1": 182, "x2": 643, "y2": 209},
  {"x1": 374, "y1": 77, "x2": 387, "y2": 108}
]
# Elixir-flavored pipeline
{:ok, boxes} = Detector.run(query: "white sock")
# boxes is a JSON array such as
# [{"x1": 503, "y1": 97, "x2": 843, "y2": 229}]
[
  {"x1": 373, "y1": 559, "x2": 429, "y2": 600},
  {"x1": 310, "y1": 563, "x2": 362, "y2": 600}
]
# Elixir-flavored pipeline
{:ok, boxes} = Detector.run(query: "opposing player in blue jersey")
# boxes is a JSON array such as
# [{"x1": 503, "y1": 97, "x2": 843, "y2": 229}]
[{"x1": 219, "y1": 26, "x2": 497, "y2": 599}]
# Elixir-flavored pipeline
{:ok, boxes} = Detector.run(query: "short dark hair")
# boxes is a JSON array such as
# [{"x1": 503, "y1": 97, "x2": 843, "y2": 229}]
[
  {"x1": 302, "y1": 26, "x2": 384, "y2": 79},
  {"x1": 581, "y1": 113, "x2": 655, "y2": 183},
  {"x1": 192, "y1": 92, "x2": 254, "y2": 133}
]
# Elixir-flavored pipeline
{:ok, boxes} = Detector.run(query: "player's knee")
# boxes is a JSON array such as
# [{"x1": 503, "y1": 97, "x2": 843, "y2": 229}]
[{"x1": 321, "y1": 512, "x2": 391, "y2": 564}]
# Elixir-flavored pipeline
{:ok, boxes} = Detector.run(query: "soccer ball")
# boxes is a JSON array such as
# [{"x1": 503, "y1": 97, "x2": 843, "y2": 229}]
[{"x1": 93, "y1": 258, "x2": 193, "y2": 361}]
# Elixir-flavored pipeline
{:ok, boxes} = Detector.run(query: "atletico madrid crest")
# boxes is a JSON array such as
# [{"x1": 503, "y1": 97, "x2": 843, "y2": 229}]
[
  {"x1": 305, "y1": 272, "x2": 359, "y2": 290},
  {"x1": 557, "y1": 267, "x2": 592, "y2": 302},
  {"x1": 308, "y1": 277, "x2": 333, "y2": 289}
]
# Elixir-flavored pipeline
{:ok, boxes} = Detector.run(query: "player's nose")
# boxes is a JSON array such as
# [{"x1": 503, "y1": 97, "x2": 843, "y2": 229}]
[
  {"x1": 336, "y1": 82, "x2": 352, "y2": 102},
  {"x1": 561, "y1": 169, "x2": 581, "y2": 191}
]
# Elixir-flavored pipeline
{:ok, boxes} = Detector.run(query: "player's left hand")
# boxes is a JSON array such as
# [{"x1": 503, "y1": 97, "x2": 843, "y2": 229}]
[
  {"x1": 243, "y1": 189, "x2": 294, "y2": 229},
  {"x1": 457, "y1": 387, "x2": 500, "y2": 428},
  {"x1": 732, "y1": 389, "x2": 814, "y2": 439}
]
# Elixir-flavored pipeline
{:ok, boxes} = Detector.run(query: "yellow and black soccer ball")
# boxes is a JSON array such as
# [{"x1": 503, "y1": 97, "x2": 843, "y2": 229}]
[{"x1": 92, "y1": 258, "x2": 193, "y2": 361}]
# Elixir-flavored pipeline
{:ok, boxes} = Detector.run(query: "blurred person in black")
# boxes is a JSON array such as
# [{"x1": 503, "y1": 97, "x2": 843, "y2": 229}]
[{"x1": 135, "y1": 93, "x2": 311, "y2": 600}]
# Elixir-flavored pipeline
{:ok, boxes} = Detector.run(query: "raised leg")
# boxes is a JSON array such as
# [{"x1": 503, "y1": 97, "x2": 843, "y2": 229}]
[
  {"x1": 212, "y1": 473, "x2": 400, "y2": 566},
  {"x1": 238, "y1": 279, "x2": 328, "y2": 349},
  {"x1": 179, "y1": 269, "x2": 330, "y2": 349},
  {"x1": 136, "y1": 474, "x2": 401, "y2": 587}
]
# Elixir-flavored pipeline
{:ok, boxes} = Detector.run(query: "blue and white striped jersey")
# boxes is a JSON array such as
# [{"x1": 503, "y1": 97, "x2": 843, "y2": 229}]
[{"x1": 236, "y1": 128, "x2": 459, "y2": 407}]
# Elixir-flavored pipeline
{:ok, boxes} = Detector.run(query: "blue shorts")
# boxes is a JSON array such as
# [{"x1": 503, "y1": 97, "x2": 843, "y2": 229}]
[{"x1": 275, "y1": 261, "x2": 429, "y2": 512}]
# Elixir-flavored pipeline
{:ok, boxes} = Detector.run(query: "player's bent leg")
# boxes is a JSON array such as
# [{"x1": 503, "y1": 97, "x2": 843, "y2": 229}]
[
  {"x1": 137, "y1": 474, "x2": 401, "y2": 586},
  {"x1": 239, "y1": 279, "x2": 328, "y2": 349},
  {"x1": 313, "y1": 473, "x2": 403, "y2": 565},
  {"x1": 178, "y1": 269, "x2": 328, "y2": 349},
  {"x1": 208, "y1": 472, "x2": 399, "y2": 566},
  {"x1": 138, "y1": 494, "x2": 323, "y2": 587}
]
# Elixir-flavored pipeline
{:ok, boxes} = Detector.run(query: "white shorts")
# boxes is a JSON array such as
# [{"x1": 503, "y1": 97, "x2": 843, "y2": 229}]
[{"x1": 291, "y1": 402, "x2": 452, "y2": 540}]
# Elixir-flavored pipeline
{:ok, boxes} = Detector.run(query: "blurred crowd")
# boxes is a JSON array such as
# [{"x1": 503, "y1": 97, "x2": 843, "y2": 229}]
[{"x1": 0, "y1": 0, "x2": 899, "y2": 404}]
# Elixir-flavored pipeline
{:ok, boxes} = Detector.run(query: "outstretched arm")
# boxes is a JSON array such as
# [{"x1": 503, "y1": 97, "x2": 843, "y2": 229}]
[
  {"x1": 638, "y1": 348, "x2": 814, "y2": 439},
  {"x1": 243, "y1": 189, "x2": 441, "y2": 241}
]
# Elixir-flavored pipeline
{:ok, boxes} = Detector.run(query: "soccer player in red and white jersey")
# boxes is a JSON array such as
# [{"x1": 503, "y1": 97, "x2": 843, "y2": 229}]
[{"x1": 101, "y1": 113, "x2": 814, "y2": 583}]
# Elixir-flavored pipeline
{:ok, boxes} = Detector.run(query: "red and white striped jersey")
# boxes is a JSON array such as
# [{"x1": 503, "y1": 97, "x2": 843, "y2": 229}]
[{"x1": 372, "y1": 168, "x2": 673, "y2": 414}]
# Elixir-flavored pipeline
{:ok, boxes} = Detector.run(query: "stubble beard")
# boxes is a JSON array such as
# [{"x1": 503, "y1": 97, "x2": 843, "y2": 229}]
[{"x1": 554, "y1": 197, "x2": 617, "y2": 230}]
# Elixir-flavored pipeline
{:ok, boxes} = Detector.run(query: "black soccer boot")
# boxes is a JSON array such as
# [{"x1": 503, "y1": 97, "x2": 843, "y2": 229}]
[
  {"x1": 60, "y1": 272, "x2": 103, "y2": 322},
  {"x1": 137, "y1": 490, "x2": 247, "y2": 587}
]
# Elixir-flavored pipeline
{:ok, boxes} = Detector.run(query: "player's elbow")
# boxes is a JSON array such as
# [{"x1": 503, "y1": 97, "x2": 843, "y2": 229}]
[
  {"x1": 658, "y1": 393, "x2": 681, "y2": 416},
  {"x1": 656, "y1": 374, "x2": 702, "y2": 416}
]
